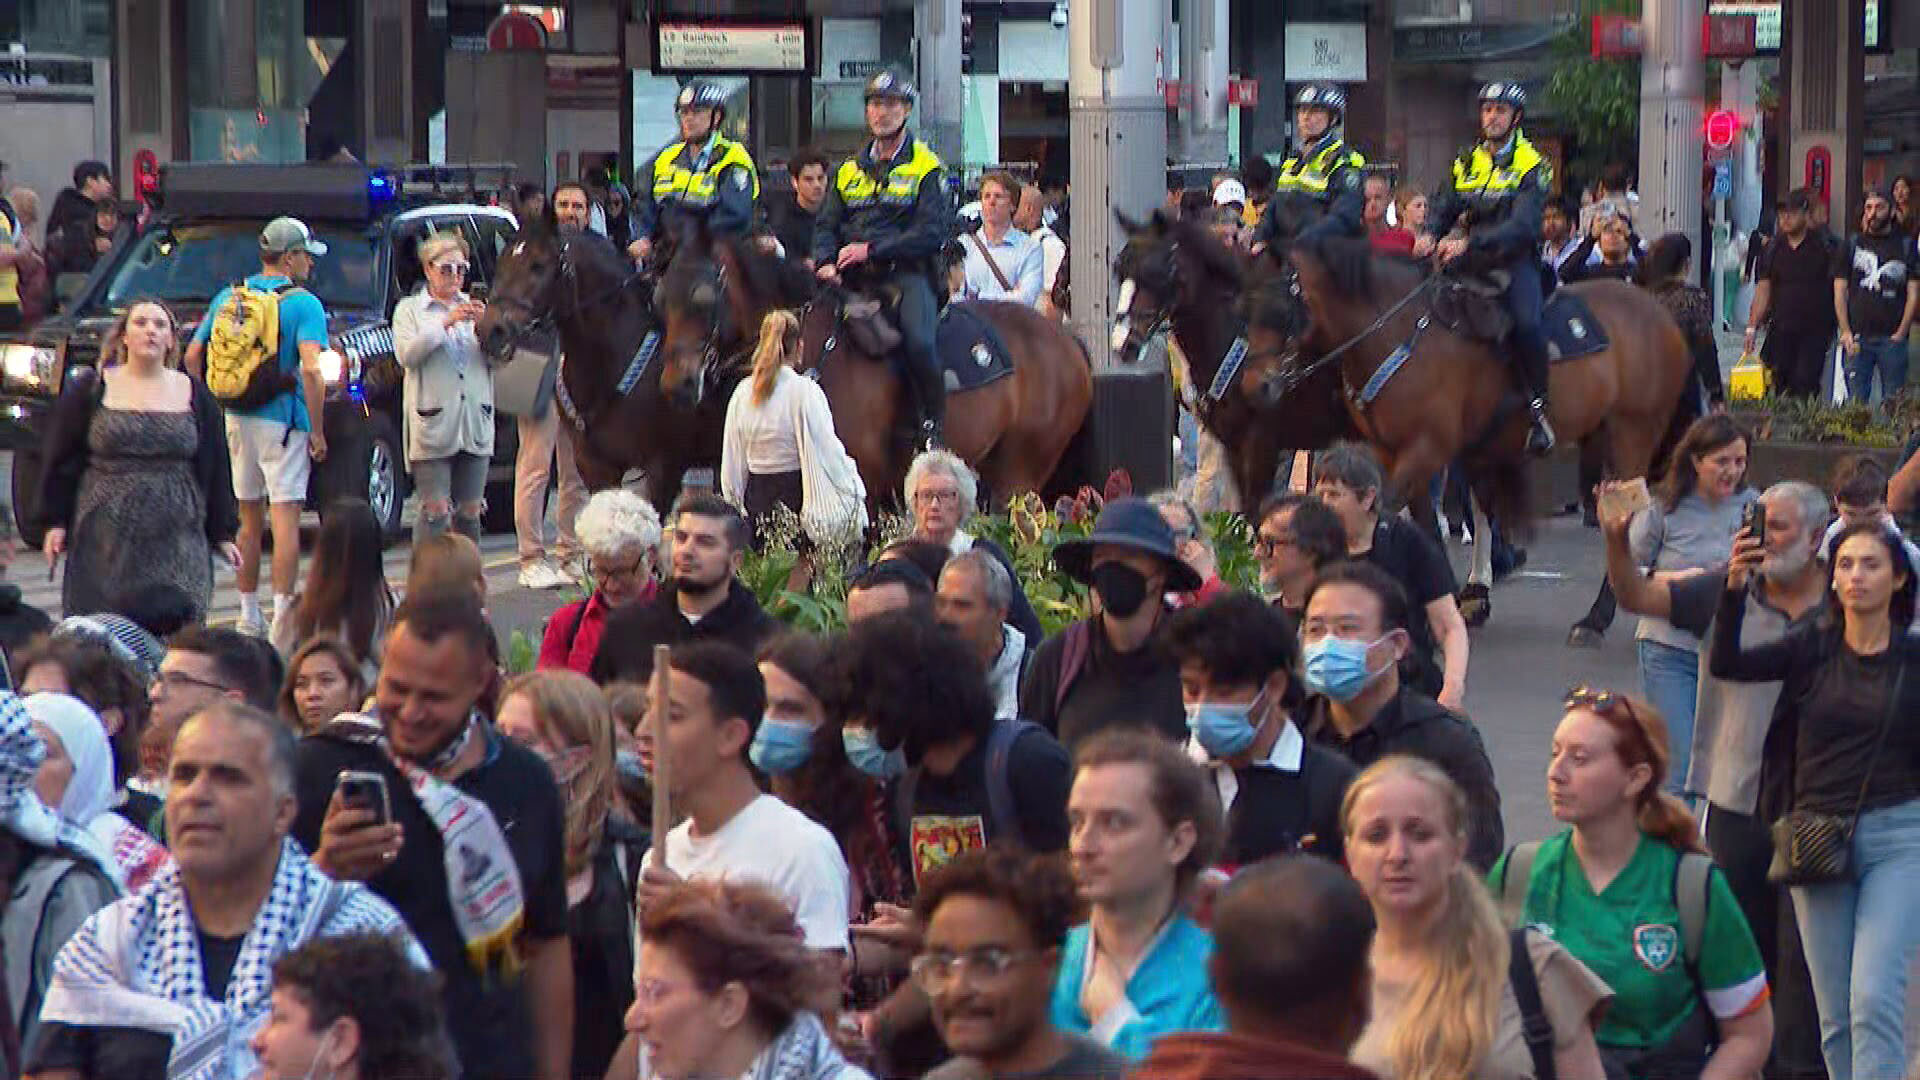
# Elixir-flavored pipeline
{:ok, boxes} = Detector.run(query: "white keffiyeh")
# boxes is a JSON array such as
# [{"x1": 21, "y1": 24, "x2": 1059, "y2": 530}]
[{"x1": 38, "y1": 838, "x2": 424, "y2": 1080}]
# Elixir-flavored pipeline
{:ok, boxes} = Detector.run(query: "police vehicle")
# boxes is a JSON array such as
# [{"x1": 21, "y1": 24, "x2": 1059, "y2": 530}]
[{"x1": 0, "y1": 163, "x2": 525, "y2": 543}]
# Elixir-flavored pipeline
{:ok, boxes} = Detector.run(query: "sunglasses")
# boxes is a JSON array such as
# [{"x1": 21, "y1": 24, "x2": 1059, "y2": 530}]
[
  {"x1": 432, "y1": 261, "x2": 470, "y2": 277},
  {"x1": 1564, "y1": 685, "x2": 1645, "y2": 733}
]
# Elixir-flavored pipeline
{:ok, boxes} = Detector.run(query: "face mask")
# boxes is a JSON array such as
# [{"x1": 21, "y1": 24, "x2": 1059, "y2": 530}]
[
  {"x1": 1092, "y1": 562, "x2": 1150, "y2": 619},
  {"x1": 616, "y1": 747, "x2": 649, "y2": 785},
  {"x1": 843, "y1": 727, "x2": 906, "y2": 780},
  {"x1": 300, "y1": 1025, "x2": 339, "y2": 1080},
  {"x1": 1302, "y1": 635, "x2": 1391, "y2": 703},
  {"x1": 1187, "y1": 689, "x2": 1266, "y2": 759},
  {"x1": 749, "y1": 718, "x2": 815, "y2": 774}
]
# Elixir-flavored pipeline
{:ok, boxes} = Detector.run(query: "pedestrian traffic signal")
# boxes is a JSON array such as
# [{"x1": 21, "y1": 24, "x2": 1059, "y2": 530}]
[{"x1": 1704, "y1": 109, "x2": 1741, "y2": 151}]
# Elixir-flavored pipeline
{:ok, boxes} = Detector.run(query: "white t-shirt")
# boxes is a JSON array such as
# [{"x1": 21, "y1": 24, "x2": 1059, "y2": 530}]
[{"x1": 649, "y1": 793, "x2": 852, "y2": 950}]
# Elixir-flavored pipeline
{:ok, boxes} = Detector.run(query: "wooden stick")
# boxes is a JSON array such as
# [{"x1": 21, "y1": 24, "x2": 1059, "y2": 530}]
[{"x1": 648, "y1": 644, "x2": 672, "y2": 868}]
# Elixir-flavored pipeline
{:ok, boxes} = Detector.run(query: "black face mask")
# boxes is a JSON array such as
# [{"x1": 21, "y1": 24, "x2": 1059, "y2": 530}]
[{"x1": 1092, "y1": 562, "x2": 1151, "y2": 618}]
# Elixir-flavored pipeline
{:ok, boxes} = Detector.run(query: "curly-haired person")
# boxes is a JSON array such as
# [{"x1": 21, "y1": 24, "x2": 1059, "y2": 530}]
[{"x1": 250, "y1": 932, "x2": 456, "y2": 1080}]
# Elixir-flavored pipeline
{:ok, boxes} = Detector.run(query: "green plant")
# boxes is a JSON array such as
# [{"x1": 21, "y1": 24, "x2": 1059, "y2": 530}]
[
  {"x1": 1735, "y1": 392, "x2": 1907, "y2": 448},
  {"x1": 506, "y1": 628, "x2": 537, "y2": 675},
  {"x1": 1545, "y1": 0, "x2": 1640, "y2": 180}
]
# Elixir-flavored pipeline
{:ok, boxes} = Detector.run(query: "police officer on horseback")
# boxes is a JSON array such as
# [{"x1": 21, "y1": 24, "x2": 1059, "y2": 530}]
[
  {"x1": 812, "y1": 69, "x2": 953, "y2": 448},
  {"x1": 1417, "y1": 80, "x2": 1556, "y2": 455},
  {"x1": 630, "y1": 80, "x2": 760, "y2": 263},
  {"x1": 1252, "y1": 82, "x2": 1368, "y2": 251}
]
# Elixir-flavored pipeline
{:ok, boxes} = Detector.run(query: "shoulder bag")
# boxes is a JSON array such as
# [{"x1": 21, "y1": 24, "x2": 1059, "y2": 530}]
[{"x1": 966, "y1": 230, "x2": 1016, "y2": 294}]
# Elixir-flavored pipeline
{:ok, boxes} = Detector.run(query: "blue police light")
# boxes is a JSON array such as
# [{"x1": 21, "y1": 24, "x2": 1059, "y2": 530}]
[{"x1": 367, "y1": 170, "x2": 399, "y2": 207}]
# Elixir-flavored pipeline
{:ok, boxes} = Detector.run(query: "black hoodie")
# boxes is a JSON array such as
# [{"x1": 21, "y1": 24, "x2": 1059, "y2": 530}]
[{"x1": 589, "y1": 577, "x2": 779, "y2": 683}]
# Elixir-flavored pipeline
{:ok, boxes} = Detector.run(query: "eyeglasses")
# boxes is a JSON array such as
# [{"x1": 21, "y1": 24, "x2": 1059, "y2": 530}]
[
  {"x1": 633, "y1": 977, "x2": 694, "y2": 1006},
  {"x1": 591, "y1": 554, "x2": 648, "y2": 584},
  {"x1": 432, "y1": 261, "x2": 470, "y2": 277},
  {"x1": 912, "y1": 489, "x2": 961, "y2": 507},
  {"x1": 154, "y1": 669, "x2": 233, "y2": 695},
  {"x1": 1253, "y1": 532, "x2": 1296, "y2": 556},
  {"x1": 909, "y1": 947, "x2": 1043, "y2": 991},
  {"x1": 1564, "y1": 684, "x2": 1632, "y2": 716}
]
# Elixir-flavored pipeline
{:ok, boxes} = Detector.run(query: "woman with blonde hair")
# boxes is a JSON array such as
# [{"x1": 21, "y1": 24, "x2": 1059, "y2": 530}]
[
  {"x1": 720, "y1": 308, "x2": 866, "y2": 544},
  {"x1": 392, "y1": 228, "x2": 494, "y2": 544},
  {"x1": 1493, "y1": 690, "x2": 1773, "y2": 1079},
  {"x1": 38, "y1": 297, "x2": 238, "y2": 618},
  {"x1": 495, "y1": 669, "x2": 644, "y2": 1079},
  {"x1": 1344, "y1": 755, "x2": 1612, "y2": 1080}
]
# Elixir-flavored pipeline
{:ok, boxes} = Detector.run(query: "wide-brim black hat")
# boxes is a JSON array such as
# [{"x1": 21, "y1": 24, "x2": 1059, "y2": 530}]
[{"x1": 1053, "y1": 496, "x2": 1205, "y2": 594}]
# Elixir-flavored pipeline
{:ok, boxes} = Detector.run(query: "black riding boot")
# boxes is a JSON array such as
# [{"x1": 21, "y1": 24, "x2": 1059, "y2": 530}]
[
  {"x1": 916, "y1": 361, "x2": 948, "y2": 449},
  {"x1": 1515, "y1": 329, "x2": 1555, "y2": 455}
]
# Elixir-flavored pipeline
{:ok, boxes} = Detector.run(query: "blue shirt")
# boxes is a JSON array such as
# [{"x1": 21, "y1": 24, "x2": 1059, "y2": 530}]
[
  {"x1": 1049, "y1": 913, "x2": 1223, "y2": 1060},
  {"x1": 959, "y1": 226, "x2": 1044, "y2": 307},
  {"x1": 191, "y1": 273, "x2": 328, "y2": 431}
]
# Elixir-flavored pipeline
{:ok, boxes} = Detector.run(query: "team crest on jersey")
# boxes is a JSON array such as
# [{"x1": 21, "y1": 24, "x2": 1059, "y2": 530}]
[{"x1": 1633, "y1": 923, "x2": 1680, "y2": 972}]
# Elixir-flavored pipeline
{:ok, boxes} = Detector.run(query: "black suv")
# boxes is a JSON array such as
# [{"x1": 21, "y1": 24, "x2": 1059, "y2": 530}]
[{"x1": 0, "y1": 163, "x2": 523, "y2": 542}]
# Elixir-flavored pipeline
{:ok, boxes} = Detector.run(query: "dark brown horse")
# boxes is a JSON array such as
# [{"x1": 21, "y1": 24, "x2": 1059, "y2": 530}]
[
  {"x1": 653, "y1": 229, "x2": 1094, "y2": 508},
  {"x1": 475, "y1": 223, "x2": 722, "y2": 511},
  {"x1": 1111, "y1": 210, "x2": 1355, "y2": 507},
  {"x1": 1247, "y1": 235, "x2": 1694, "y2": 560}
]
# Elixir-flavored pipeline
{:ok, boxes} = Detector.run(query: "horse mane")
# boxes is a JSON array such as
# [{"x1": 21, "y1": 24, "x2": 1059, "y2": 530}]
[
  {"x1": 723, "y1": 236, "x2": 818, "y2": 309},
  {"x1": 556, "y1": 228, "x2": 632, "y2": 281},
  {"x1": 1164, "y1": 214, "x2": 1247, "y2": 290},
  {"x1": 1293, "y1": 233, "x2": 1430, "y2": 306}
]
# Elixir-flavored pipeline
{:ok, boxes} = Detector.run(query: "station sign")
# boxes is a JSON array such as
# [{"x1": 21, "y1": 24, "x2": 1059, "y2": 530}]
[{"x1": 652, "y1": 20, "x2": 816, "y2": 75}]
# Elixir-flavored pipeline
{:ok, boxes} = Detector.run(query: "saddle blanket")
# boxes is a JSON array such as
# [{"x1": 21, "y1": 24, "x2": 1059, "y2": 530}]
[
  {"x1": 937, "y1": 302, "x2": 1017, "y2": 392},
  {"x1": 1543, "y1": 290, "x2": 1611, "y2": 363}
]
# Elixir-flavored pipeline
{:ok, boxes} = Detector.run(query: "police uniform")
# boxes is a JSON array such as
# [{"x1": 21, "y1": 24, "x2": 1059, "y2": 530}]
[
  {"x1": 810, "y1": 71, "x2": 953, "y2": 441},
  {"x1": 1425, "y1": 81, "x2": 1555, "y2": 452},
  {"x1": 634, "y1": 82, "x2": 760, "y2": 247},
  {"x1": 1254, "y1": 83, "x2": 1368, "y2": 251}
]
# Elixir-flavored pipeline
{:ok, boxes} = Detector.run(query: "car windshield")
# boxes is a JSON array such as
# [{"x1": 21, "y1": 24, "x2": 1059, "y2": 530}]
[{"x1": 102, "y1": 221, "x2": 381, "y2": 311}]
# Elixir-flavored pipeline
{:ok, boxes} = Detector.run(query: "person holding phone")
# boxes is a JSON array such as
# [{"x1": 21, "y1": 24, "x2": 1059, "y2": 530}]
[{"x1": 391, "y1": 230, "x2": 496, "y2": 546}]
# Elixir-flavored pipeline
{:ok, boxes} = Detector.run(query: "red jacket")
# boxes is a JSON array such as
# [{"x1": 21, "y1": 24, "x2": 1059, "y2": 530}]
[
  {"x1": 1129, "y1": 1032, "x2": 1378, "y2": 1080},
  {"x1": 1370, "y1": 227, "x2": 1415, "y2": 256},
  {"x1": 538, "y1": 581, "x2": 658, "y2": 675}
]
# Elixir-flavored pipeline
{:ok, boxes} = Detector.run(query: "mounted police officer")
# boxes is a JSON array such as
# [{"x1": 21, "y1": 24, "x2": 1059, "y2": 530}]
[
  {"x1": 1417, "y1": 80, "x2": 1556, "y2": 455},
  {"x1": 629, "y1": 80, "x2": 759, "y2": 263},
  {"x1": 812, "y1": 69, "x2": 953, "y2": 448},
  {"x1": 1252, "y1": 82, "x2": 1367, "y2": 251}
]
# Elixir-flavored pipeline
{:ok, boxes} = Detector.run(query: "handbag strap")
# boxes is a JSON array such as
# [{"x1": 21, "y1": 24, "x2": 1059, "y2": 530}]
[
  {"x1": 1844, "y1": 635, "x2": 1908, "y2": 826},
  {"x1": 966, "y1": 230, "x2": 1016, "y2": 293}
]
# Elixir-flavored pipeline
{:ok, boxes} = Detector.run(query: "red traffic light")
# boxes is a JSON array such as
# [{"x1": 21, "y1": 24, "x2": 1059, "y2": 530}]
[{"x1": 1705, "y1": 109, "x2": 1741, "y2": 150}]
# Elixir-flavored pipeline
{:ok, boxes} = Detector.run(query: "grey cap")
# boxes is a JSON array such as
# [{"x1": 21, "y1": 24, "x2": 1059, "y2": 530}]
[{"x1": 260, "y1": 216, "x2": 328, "y2": 257}]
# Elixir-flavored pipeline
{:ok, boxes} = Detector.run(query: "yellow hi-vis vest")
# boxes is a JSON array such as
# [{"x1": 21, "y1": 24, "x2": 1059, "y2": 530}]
[
  {"x1": 651, "y1": 136, "x2": 760, "y2": 208},
  {"x1": 833, "y1": 139, "x2": 943, "y2": 209},
  {"x1": 1277, "y1": 139, "x2": 1365, "y2": 199}
]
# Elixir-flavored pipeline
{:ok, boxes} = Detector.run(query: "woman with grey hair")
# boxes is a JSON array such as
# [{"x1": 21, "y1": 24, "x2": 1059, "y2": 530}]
[
  {"x1": 902, "y1": 448, "x2": 1045, "y2": 644},
  {"x1": 539, "y1": 489, "x2": 663, "y2": 675},
  {"x1": 392, "y1": 229, "x2": 495, "y2": 544}
]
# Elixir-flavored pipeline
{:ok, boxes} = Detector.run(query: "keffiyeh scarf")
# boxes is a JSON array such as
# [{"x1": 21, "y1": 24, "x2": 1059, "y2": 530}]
[
  {"x1": 0, "y1": 691, "x2": 121, "y2": 886},
  {"x1": 38, "y1": 838, "x2": 419, "y2": 1080},
  {"x1": 322, "y1": 712, "x2": 526, "y2": 976}
]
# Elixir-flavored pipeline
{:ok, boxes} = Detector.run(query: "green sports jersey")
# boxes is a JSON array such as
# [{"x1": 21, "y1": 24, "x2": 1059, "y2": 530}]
[{"x1": 1489, "y1": 830, "x2": 1768, "y2": 1050}]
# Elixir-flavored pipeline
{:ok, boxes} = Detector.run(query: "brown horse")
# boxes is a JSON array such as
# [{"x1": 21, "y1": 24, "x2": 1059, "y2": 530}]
[
  {"x1": 1247, "y1": 236, "x2": 1694, "y2": 545},
  {"x1": 652, "y1": 229, "x2": 1094, "y2": 508},
  {"x1": 1112, "y1": 209, "x2": 1355, "y2": 507},
  {"x1": 475, "y1": 223, "x2": 722, "y2": 511}
]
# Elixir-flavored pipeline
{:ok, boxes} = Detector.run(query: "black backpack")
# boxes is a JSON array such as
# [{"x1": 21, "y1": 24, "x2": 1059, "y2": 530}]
[{"x1": 894, "y1": 718, "x2": 1036, "y2": 848}]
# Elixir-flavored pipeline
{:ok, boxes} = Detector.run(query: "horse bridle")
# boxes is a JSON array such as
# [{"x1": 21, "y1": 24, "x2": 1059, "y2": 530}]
[
  {"x1": 491, "y1": 236, "x2": 649, "y2": 350},
  {"x1": 1271, "y1": 271, "x2": 1439, "y2": 402}
]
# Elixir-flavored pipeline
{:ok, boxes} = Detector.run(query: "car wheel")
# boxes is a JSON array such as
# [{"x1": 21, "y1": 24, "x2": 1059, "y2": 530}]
[
  {"x1": 363, "y1": 418, "x2": 405, "y2": 540},
  {"x1": 10, "y1": 450, "x2": 44, "y2": 549}
]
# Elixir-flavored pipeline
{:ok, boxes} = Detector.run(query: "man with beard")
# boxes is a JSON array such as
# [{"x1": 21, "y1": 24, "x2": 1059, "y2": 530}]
[
  {"x1": 293, "y1": 590, "x2": 573, "y2": 1080},
  {"x1": 1746, "y1": 188, "x2": 1838, "y2": 398},
  {"x1": 591, "y1": 495, "x2": 777, "y2": 684},
  {"x1": 1600, "y1": 479, "x2": 1830, "y2": 1077},
  {"x1": 1834, "y1": 187, "x2": 1919, "y2": 403}
]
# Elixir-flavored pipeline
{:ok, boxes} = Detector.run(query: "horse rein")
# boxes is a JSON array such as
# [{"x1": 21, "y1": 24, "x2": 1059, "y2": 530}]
[{"x1": 1277, "y1": 271, "x2": 1439, "y2": 397}]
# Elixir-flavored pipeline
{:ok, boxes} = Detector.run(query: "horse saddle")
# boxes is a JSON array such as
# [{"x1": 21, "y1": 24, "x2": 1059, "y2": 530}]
[
  {"x1": 1432, "y1": 269, "x2": 1514, "y2": 342},
  {"x1": 937, "y1": 302, "x2": 1016, "y2": 392},
  {"x1": 840, "y1": 288, "x2": 903, "y2": 357}
]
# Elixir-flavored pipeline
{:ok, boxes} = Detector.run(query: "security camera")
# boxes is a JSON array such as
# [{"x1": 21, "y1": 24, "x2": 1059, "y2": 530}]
[{"x1": 1051, "y1": 3, "x2": 1068, "y2": 28}]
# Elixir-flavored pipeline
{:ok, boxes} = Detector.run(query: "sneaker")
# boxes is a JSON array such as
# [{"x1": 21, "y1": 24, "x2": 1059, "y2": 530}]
[
  {"x1": 518, "y1": 562, "x2": 570, "y2": 590},
  {"x1": 235, "y1": 613, "x2": 270, "y2": 639}
]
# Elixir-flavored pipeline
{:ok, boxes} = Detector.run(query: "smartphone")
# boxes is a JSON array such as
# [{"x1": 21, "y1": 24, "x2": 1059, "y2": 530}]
[
  {"x1": 335, "y1": 770, "x2": 392, "y2": 826},
  {"x1": 1744, "y1": 500, "x2": 1768, "y2": 539}
]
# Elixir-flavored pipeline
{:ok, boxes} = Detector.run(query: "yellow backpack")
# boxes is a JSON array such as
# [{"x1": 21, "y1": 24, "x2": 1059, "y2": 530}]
[{"x1": 205, "y1": 281, "x2": 301, "y2": 409}]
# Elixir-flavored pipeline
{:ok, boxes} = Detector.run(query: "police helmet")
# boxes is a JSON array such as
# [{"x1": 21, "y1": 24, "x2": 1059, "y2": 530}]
[
  {"x1": 675, "y1": 81, "x2": 729, "y2": 115},
  {"x1": 1478, "y1": 81, "x2": 1527, "y2": 113},
  {"x1": 864, "y1": 69, "x2": 917, "y2": 105},
  {"x1": 1294, "y1": 82, "x2": 1348, "y2": 118}
]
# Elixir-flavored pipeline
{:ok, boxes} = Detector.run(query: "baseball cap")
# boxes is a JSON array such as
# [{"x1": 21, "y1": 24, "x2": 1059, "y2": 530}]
[
  {"x1": 1213, "y1": 179, "x2": 1249, "y2": 208},
  {"x1": 260, "y1": 216, "x2": 328, "y2": 257}
]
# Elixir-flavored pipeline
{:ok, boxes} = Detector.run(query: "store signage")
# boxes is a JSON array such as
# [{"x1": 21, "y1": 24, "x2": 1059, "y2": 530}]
[
  {"x1": 1284, "y1": 22, "x2": 1366, "y2": 82},
  {"x1": 653, "y1": 21, "x2": 812, "y2": 74},
  {"x1": 1393, "y1": 20, "x2": 1571, "y2": 63},
  {"x1": 1229, "y1": 79, "x2": 1258, "y2": 107},
  {"x1": 1708, "y1": 1, "x2": 1878, "y2": 51}
]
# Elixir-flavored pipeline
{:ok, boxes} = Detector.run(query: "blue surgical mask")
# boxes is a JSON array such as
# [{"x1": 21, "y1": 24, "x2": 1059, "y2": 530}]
[
  {"x1": 1186, "y1": 690, "x2": 1266, "y2": 758},
  {"x1": 1302, "y1": 635, "x2": 1391, "y2": 702},
  {"x1": 749, "y1": 717, "x2": 816, "y2": 774},
  {"x1": 843, "y1": 727, "x2": 907, "y2": 780},
  {"x1": 616, "y1": 748, "x2": 648, "y2": 785}
]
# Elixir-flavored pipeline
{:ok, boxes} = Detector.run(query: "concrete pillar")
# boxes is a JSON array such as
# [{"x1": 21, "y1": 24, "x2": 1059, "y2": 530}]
[
  {"x1": 114, "y1": 0, "x2": 187, "y2": 179},
  {"x1": 1071, "y1": 0, "x2": 1174, "y2": 489},
  {"x1": 1781, "y1": 0, "x2": 1865, "y2": 225},
  {"x1": 1635, "y1": 0, "x2": 1705, "y2": 263},
  {"x1": 358, "y1": 0, "x2": 417, "y2": 164},
  {"x1": 916, "y1": 0, "x2": 963, "y2": 166},
  {"x1": 1175, "y1": 0, "x2": 1229, "y2": 164}
]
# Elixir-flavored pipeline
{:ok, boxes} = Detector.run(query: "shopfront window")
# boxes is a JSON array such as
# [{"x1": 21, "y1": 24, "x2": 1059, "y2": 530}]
[{"x1": 184, "y1": 0, "x2": 328, "y2": 163}]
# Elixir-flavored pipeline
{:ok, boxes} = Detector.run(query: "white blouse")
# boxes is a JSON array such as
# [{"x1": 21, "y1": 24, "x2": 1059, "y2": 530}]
[{"x1": 721, "y1": 366, "x2": 868, "y2": 538}]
